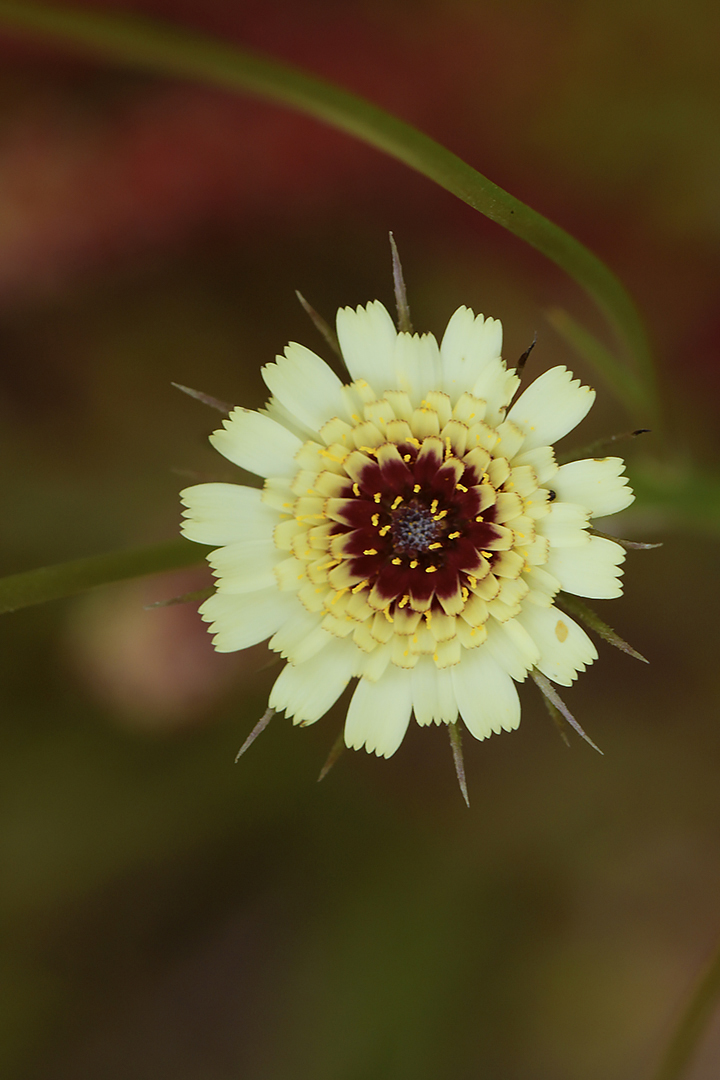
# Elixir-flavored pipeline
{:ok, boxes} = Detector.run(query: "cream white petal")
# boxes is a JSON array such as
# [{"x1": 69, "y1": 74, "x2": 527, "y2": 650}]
[
  {"x1": 511, "y1": 446, "x2": 558, "y2": 484},
  {"x1": 536, "y1": 502, "x2": 590, "y2": 547},
  {"x1": 452, "y1": 648, "x2": 521, "y2": 740},
  {"x1": 269, "y1": 606, "x2": 327, "y2": 661},
  {"x1": 198, "y1": 588, "x2": 296, "y2": 652},
  {"x1": 472, "y1": 358, "x2": 520, "y2": 426},
  {"x1": 516, "y1": 603, "x2": 598, "y2": 686},
  {"x1": 552, "y1": 457, "x2": 635, "y2": 518},
  {"x1": 440, "y1": 308, "x2": 503, "y2": 399},
  {"x1": 262, "y1": 396, "x2": 317, "y2": 441},
  {"x1": 507, "y1": 366, "x2": 595, "y2": 451},
  {"x1": 262, "y1": 342, "x2": 350, "y2": 434},
  {"x1": 209, "y1": 408, "x2": 302, "y2": 478},
  {"x1": 411, "y1": 658, "x2": 458, "y2": 726},
  {"x1": 394, "y1": 331, "x2": 441, "y2": 403},
  {"x1": 336, "y1": 300, "x2": 398, "y2": 392},
  {"x1": 484, "y1": 618, "x2": 540, "y2": 680},
  {"x1": 345, "y1": 665, "x2": 413, "y2": 758},
  {"x1": 180, "y1": 483, "x2": 278, "y2": 545},
  {"x1": 209, "y1": 539, "x2": 281, "y2": 593},
  {"x1": 269, "y1": 638, "x2": 357, "y2": 724},
  {"x1": 546, "y1": 536, "x2": 626, "y2": 598}
]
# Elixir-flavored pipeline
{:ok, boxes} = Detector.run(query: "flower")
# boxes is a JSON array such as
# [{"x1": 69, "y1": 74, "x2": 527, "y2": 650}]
[{"x1": 180, "y1": 300, "x2": 634, "y2": 760}]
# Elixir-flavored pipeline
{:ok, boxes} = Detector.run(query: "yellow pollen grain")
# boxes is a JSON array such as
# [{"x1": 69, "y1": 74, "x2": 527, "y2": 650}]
[
  {"x1": 391, "y1": 495, "x2": 404, "y2": 510},
  {"x1": 404, "y1": 453, "x2": 412, "y2": 462},
  {"x1": 434, "y1": 510, "x2": 449, "y2": 520},
  {"x1": 429, "y1": 542, "x2": 442, "y2": 551},
  {"x1": 468, "y1": 575, "x2": 477, "y2": 588},
  {"x1": 408, "y1": 437, "x2": 421, "y2": 448},
  {"x1": 482, "y1": 551, "x2": 492, "y2": 558},
  {"x1": 363, "y1": 548, "x2": 378, "y2": 556},
  {"x1": 470, "y1": 627, "x2": 476, "y2": 637},
  {"x1": 392, "y1": 557, "x2": 402, "y2": 565},
  {"x1": 482, "y1": 472, "x2": 490, "y2": 483},
  {"x1": 319, "y1": 558, "x2": 339, "y2": 570},
  {"x1": 297, "y1": 573, "x2": 304, "y2": 580},
  {"x1": 351, "y1": 414, "x2": 360, "y2": 422},
  {"x1": 306, "y1": 489, "x2": 315, "y2": 496},
  {"x1": 425, "y1": 565, "x2": 437, "y2": 573},
  {"x1": 448, "y1": 531, "x2": 461, "y2": 540},
  {"x1": 399, "y1": 595, "x2": 410, "y2": 608},
  {"x1": 430, "y1": 499, "x2": 439, "y2": 514},
  {"x1": 433, "y1": 652, "x2": 439, "y2": 662},
  {"x1": 516, "y1": 532, "x2": 525, "y2": 539},
  {"x1": 424, "y1": 611, "x2": 433, "y2": 624},
  {"x1": 282, "y1": 502, "x2": 292, "y2": 509},
  {"x1": 475, "y1": 515, "x2": 484, "y2": 523},
  {"x1": 410, "y1": 559, "x2": 418, "y2": 569},
  {"x1": 383, "y1": 607, "x2": 394, "y2": 623},
  {"x1": 359, "y1": 446, "x2": 377, "y2": 456},
  {"x1": 331, "y1": 588, "x2": 349, "y2": 605},
  {"x1": 461, "y1": 587, "x2": 469, "y2": 603},
  {"x1": 412, "y1": 635, "x2": 418, "y2": 644},
  {"x1": 352, "y1": 580, "x2": 369, "y2": 593},
  {"x1": 413, "y1": 484, "x2": 421, "y2": 493},
  {"x1": 371, "y1": 513, "x2": 380, "y2": 527},
  {"x1": 379, "y1": 524, "x2": 391, "y2": 537},
  {"x1": 353, "y1": 483, "x2": 361, "y2": 496},
  {"x1": 373, "y1": 493, "x2": 382, "y2": 503},
  {"x1": 468, "y1": 412, "x2": 475, "y2": 420},
  {"x1": 445, "y1": 437, "x2": 453, "y2": 459},
  {"x1": 456, "y1": 483, "x2": 468, "y2": 492}
]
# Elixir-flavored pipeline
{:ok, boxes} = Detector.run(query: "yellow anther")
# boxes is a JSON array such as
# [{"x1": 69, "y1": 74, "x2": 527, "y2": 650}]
[
  {"x1": 468, "y1": 575, "x2": 477, "y2": 588},
  {"x1": 434, "y1": 510, "x2": 449, "y2": 520},
  {"x1": 399, "y1": 595, "x2": 410, "y2": 608},
  {"x1": 392, "y1": 557, "x2": 402, "y2": 565},
  {"x1": 404, "y1": 454, "x2": 412, "y2": 462},
  {"x1": 425, "y1": 565, "x2": 437, "y2": 573},
  {"x1": 371, "y1": 513, "x2": 380, "y2": 527},
  {"x1": 373, "y1": 493, "x2": 382, "y2": 503},
  {"x1": 430, "y1": 499, "x2": 439, "y2": 514},
  {"x1": 359, "y1": 446, "x2": 377, "y2": 456},
  {"x1": 470, "y1": 627, "x2": 476, "y2": 637},
  {"x1": 391, "y1": 495, "x2": 404, "y2": 510},
  {"x1": 410, "y1": 560, "x2": 418, "y2": 569},
  {"x1": 408, "y1": 437, "x2": 421, "y2": 448},
  {"x1": 429, "y1": 542, "x2": 442, "y2": 551},
  {"x1": 282, "y1": 502, "x2": 292, "y2": 509},
  {"x1": 445, "y1": 437, "x2": 453, "y2": 459},
  {"x1": 363, "y1": 548, "x2": 378, "y2": 556},
  {"x1": 353, "y1": 483, "x2": 361, "y2": 496},
  {"x1": 412, "y1": 635, "x2": 418, "y2": 644},
  {"x1": 433, "y1": 652, "x2": 439, "y2": 662},
  {"x1": 383, "y1": 606, "x2": 394, "y2": 623},
  {"x1": 319, "y1": 559, "x2": 339, "y2": 570},
  {"x1": 475, "y1": 515, "x2": 484, "y2": 523},
  {"x1": 330, "y1": 588, "x2": 348, "y2": 605},
  {"x1": 413, "y1": 484, "x2": 421, "y2": 493},
  {"x1": 352, "y1": 579, "x2": 369, "y2": 593},
  {"x1": 307, "y1": 489, "x2": 315, "y2": 496},
  {"x1": 351, "y1": 414, "x2": 360, "y2": 422},
  {"x1": 404, "y1": 649, "x2": 410, "y2": 657},
  {"x1": 456, "y1": 483, "x2": 468, "y2": 492},
  {"x1": 516, "y1": 532, "x2": 525, "y2": 539},
  {"x1": 379, "y1": 524, "x2": 391, "y2": 537},
  {"x1": 461, "y1": 587, "x2": 469, "y2": 603},
  {"x1": 424, "y1": 610, "x2": 433, "y2": 623},
  {"x1": 482, "y1": 551, "x2": 492, "y2": 558},
  {"x1": 448, "y1": 531, "x2": 461, "y2": 540}
]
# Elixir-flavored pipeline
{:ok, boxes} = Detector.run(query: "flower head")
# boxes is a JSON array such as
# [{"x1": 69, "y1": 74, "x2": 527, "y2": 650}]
[{"x1": 180, "y1": 299, "x2": 634, "y2": 761}]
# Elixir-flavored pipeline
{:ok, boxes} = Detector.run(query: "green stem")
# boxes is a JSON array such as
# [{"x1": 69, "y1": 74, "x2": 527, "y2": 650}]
[
  {"x1": 650, "y1": 935, "x2": 720, "y2": 1080},
  {"x1": 0, "y1": 538, "x2": 204, "y2": 614},
  {"x1": 0, "y1": 1, "x2": 654, "y2": 397}
]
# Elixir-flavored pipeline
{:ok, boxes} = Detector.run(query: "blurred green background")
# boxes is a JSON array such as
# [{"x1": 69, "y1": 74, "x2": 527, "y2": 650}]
[{"x1": 1, "y1": 1, "x2": 719, "y2": 1077}]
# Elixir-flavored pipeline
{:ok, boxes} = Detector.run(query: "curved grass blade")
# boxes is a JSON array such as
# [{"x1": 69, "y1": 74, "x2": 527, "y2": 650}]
[
  {"x1": 0, "y1": 0, "x2": 654, "y2": 397},
  {"x1": 0, "y1": 538, "x2": 204, "y2": 614}
]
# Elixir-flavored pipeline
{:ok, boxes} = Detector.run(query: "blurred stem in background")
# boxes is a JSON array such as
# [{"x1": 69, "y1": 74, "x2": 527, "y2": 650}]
[{"x1": 650, "y1": 935, "x2": 720, "y2": 1080}]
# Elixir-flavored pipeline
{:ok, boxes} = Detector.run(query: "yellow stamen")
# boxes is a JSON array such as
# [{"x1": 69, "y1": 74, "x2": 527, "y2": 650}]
[
  {"x1": 352, "y1": 483, "x2": 361, "y2": 496},
  {"x1": 429, "y1": 542, "x2": 442, "y2": 550},
  {"x1": 383, "y1": 606, "x2": 394, "y2": 623},
  {"x1": 430, "y1": 499, "x2": 439, "y2": 514},
  {"x1": 434, "y1": 510, "x2": 448, "y2": 520},
  {"x1": 363, "y1": 548, "x2": 378, "y2": 556},
  {"x1": 424, "y1": 610, "x2": 433, "y2": 624},
  {"x1": 468, "y1": 575, "x2": 477, "y2": 588},
  {"x1": 404, "y1": 454, "x2": 412, "y2": 462},
  {"x1": 391, "y1": 495, "x2": 404, "y2": 510},
  {"x1": 399, "y1": 595, "x2": 410, "y2": 608},
  {"x1": 413, "y1": 484, "x2": 421, "y2": 493},
  {"x1": 379, "y1": 524, "x2": 391, "y2": 537},
  {"x1": 330, "y1": 588, "x2": 348, "y2": 605},
  {"x1": 461, "y1": 587, "x2": 469, "y2": 603},
  {"x1": 410, "y1": 559, "x2": 418, "y2": 569},
  {"x1": 425, "y1": 565, "x2": 437, "y2": 573},
  {"x1": 371, "y1": 513, "x2": 380, "y2": 527},
  {"x1": 373, "y1": 493, "x2": 382, "y2": 503},
  {"x1": 448, "y1": 531, "x2": 461, "y2": 539},
  {"x1": 445, "y1": 437, "x2": 453, "y2": 459},
  {"x1": 456, "y1": 483, "x2": 467, "y2": 492},
  {"x1": 352, "y1": 580, "x2": 368, "y2": 593},
  {"x1": 392, "y1": 557, "x2": 402, "y2": 565}
]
